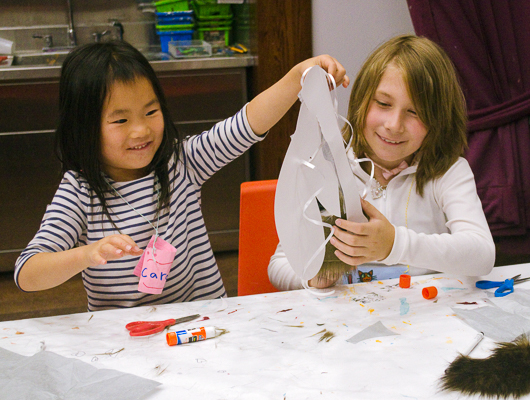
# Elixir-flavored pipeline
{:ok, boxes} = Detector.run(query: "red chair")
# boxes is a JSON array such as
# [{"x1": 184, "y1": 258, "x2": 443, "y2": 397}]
[{"x1": 238, "y1": 180, "x2": 280, "y2": 296}]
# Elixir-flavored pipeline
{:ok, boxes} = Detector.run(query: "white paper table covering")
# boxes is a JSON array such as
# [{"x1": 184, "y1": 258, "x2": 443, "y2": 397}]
[{"x1": 2, "y1": 264, "x2": 530, "y2": 400}]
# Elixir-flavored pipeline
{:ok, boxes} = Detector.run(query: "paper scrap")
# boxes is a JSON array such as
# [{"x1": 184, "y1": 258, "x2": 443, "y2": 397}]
[
  {"x1": 0, "y1": 348, "x2": 160, "y2": 400},
  {"x1": 451, "y1": 304, "x2": 530, "y2": 342},
  {"x1": 346, "y1": 321, "x2": 400, "y2": 344},
  {"x1": 486, "y1": 288, "x2": 530, "y2": 319}
]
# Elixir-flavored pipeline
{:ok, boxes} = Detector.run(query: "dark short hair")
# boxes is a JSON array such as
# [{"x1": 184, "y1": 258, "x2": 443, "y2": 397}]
[{"x1": 55, "y1": 40, "x2": 180, "y2": 221}]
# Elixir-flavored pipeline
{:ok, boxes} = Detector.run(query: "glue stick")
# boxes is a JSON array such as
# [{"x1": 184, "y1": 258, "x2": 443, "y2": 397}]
[{"x1": 166, "y1": 326, "x2": 220, "y2": 346}]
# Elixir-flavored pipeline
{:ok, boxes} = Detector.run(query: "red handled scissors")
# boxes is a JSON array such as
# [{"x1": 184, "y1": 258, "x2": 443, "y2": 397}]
[{"x1": 126, "y1": 314, "x2": 200, "y2": 336}]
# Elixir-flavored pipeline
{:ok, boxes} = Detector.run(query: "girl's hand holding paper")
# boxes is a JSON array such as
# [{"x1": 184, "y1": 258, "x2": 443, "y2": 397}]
[
  {"x1": 332, "y1": 198, "x2": 395, "y2": 265},
  {"x1": 298, "y1": 55, "x2": 350, "y2": 89},
  {"x1": 246, "y1": 55, "x2": 348, "y2": 137}
]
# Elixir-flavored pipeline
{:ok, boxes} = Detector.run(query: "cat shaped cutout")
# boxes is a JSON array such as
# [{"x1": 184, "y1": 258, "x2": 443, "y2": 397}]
[{"x1": 358, "y1": 270, "x2": 374, "y2": 282}]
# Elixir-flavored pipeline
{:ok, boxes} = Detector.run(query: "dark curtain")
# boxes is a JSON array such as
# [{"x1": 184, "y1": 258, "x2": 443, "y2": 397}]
[{"x1": 407, "y1": 0, "x2": 530, "y2": 254}]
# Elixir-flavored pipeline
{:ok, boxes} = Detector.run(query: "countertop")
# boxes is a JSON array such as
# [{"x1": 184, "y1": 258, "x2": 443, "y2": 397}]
[{"x1": 0, "y1": 54, "x2": 256, "y2": 82}]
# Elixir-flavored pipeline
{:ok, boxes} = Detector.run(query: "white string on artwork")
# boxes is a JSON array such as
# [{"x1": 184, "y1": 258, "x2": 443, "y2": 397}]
[
  {"x1": 110, "y1": 182, "x2": 161, "y2": 264},
  {"x1": 299, "y1": 160, "x2": 336, "y2": 296},
  {"x1": 329, "y1": 78, "x2": 375, "y2": 200}
]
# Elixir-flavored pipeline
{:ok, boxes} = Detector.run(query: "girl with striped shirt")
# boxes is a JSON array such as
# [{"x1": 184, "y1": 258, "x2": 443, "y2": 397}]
[{"x1": 14, "y1": 41, "x2": 348, "y2": 311}]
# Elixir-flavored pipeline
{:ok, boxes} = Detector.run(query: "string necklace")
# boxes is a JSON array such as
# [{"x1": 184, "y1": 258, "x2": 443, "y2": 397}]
[
  {"x1": 109, "y1": 178, "x2": 161, "y2": 259},
  {"x1": 403, "y1": 179, "x2": 414, "y2": 273}
]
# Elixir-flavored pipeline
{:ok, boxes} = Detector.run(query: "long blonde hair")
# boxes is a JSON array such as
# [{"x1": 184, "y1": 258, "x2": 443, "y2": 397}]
[{"x1": 344, "y1": 35, "x2": 467, "y2": 196}]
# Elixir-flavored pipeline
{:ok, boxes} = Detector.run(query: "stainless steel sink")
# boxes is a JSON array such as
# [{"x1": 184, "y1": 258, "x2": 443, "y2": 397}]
[
  {"x1": 11, "y1": 49, "x2": 172, "y2": 67},
  {"x1": 12, "y1": 51, "x2": 71, "y2": 67}
]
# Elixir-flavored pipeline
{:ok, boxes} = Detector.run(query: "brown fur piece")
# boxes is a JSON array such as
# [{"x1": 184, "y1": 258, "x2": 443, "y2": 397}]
[
  {"x1": 316, "y1": 188, "x2": 352, "y2": 282},
  {"x1": 318, "y1": 214, "x2": 352, "y2": 277},
  {"x1": 440, "y1": 335, "x2": 530, "y2": 398}
]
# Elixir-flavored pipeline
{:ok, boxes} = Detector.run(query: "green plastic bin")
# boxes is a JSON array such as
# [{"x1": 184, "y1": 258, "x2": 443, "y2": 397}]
[
  {"x1": 155, "y1": 23, "x2": 195, "y2": 31},
  {"x1": 196, "y1": 18, "x2": 232, "y2": 28},
  {"x1": 192, "y1": 0, "x2": 232, "y2": 20},
  {"x1": 154, "y1": 0, "x2": 191, "y2": 12}
]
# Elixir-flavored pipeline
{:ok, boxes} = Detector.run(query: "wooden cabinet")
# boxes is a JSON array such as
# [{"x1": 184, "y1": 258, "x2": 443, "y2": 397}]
[
  {"x1": 0, "y1": 67, "x2": 250, "y2": 272},
  {"x1": 250, "y1": 0, "x2": 312, "y2": 180},
  {"x1": 0, "y1": 80, "x2": 62, "y2": 273}
]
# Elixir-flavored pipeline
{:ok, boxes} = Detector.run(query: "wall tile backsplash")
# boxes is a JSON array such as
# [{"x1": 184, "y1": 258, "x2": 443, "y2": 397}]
[{"x1": 0, "y1": 0, "x2": 157, "y2": 51}]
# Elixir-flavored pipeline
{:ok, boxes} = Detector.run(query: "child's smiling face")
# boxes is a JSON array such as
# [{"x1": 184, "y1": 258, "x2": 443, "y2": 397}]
[
  {"x1": 100, "y1": 77, "x2": 165, "y2": 182},
  {"x1": 363, "y1": 63, "x2": 428, "y2": 170}
]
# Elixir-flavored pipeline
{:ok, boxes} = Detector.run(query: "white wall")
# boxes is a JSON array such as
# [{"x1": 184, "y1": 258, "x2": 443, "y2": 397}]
[{"x1": 312, "y1": 0, "x2": 415, "y2": 116}]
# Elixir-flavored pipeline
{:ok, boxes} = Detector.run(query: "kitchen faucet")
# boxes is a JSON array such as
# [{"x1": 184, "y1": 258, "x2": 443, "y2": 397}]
[
  {"x1": 32, "y1": 34, "x2": 54, "y2": 50},
  {"x1": 110, "y1": 20, "x2": 124, "y2": 41},
  {"x1": 66, "y1": 0, "x2": 77, "y2": 47},
  {"x1": 92, "y1": 30, "x2": 110, "y2": 43}
]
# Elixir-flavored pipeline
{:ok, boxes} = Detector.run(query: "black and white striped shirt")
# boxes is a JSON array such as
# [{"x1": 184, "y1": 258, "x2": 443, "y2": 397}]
[{"x1": 15, "y1": 106, "x2": 262, "y2": 311}]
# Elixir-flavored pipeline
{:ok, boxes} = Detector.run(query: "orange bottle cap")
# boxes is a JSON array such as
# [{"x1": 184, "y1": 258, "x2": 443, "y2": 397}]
[
  {"x1": 422, "y1": 286, "x2": 438, "y2": 299},
  {"x1": 166, "y1": 331, "x2": 177, "y2": 346},
  {"x1": 399, "y1": 274, "x2": 411, "y2": 288}
]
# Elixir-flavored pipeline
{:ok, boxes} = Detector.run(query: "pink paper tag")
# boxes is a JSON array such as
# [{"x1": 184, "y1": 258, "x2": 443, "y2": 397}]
[
  {"x1": 134, "y1": 235, "x2": 177, "y2": 294},
  {"x1": 133, "y1": 236, "x2": 154, "y2": 277}
]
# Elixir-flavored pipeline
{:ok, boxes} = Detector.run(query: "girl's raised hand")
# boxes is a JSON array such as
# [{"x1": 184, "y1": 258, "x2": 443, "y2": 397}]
[
  {"x1": 331, "y1": 198, "x2": 395, "y2": 265},
  {"x1": 246, "y1": 54, "x2": 349, "y2": 136},
  {"x1": 85, "y1": 234, "x2": 143, "y2": 266},
  {"x1": 297, "y1": 54, "x2": 350, "y2": 89}
]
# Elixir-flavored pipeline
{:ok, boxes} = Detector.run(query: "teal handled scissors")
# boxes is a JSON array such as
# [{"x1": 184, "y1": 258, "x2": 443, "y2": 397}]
[
  {"x1": 126, "y1": 314, "x2": 200, "y2": 336},
  {"x1": 475, "y1": 274, "x2": 530, "y2": 297}
]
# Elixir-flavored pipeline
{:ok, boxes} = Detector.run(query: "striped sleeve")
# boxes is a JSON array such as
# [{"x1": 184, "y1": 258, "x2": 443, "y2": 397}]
[
  {"x1": 183, "y1": 104, "x2": 265, "y2": 185},
  {"x1": 14, "y1": 172, "x2": 89, "y2": 290}
]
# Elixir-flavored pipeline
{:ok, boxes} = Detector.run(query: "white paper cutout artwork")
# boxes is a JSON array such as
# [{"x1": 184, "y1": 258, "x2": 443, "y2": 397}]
[{"x1": 274, "y1": 66, "x2": 367, "y2": 283}]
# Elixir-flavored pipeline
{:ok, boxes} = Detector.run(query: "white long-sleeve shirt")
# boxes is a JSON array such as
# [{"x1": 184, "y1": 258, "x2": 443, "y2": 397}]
[{"x1": 269, "y1": 156, "x2": 495, "y2": 291}]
